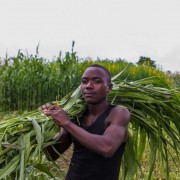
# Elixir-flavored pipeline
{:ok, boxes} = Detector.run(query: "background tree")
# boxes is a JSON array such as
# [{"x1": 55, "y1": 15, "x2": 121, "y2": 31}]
[
  {"x1": 137, "y1": 56, "x2": 157, "y2": 68},
  {"x1": 166, "y1": 71, "x2": 180, "y2": 87}
]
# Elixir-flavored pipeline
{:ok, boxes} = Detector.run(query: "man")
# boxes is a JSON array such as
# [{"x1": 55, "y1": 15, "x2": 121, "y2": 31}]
[{"x1": 40, "y1": 64, "x2": 130, "y2": 180}]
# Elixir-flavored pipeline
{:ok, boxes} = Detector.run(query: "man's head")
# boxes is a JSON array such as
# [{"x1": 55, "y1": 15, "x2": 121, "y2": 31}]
[
  {"x1": 81, "y1": 64, "x2": 112, "y2": 104},
  {"x1": 88, "y1": 64, "x2": 112, "y2": 85}
]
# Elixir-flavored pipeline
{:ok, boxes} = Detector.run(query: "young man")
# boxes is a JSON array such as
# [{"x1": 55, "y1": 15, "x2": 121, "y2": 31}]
[{"x1": 41, "y1": 64, "x2": 130, "y2": 180}]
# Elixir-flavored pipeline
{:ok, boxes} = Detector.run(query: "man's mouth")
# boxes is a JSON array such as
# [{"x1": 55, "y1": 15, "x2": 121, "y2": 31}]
[{"x1": 84, "y1": 92, "x2": 95, "y2": 97}]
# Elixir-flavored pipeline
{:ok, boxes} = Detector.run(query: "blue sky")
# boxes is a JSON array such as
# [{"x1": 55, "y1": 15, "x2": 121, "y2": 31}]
[{"x1": 0, "y1": 0, "x2": 180, "y2": 72}]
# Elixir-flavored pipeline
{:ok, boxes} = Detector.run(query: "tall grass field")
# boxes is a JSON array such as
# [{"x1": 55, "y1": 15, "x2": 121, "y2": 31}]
[{"x1": 0, "y1": 49, "x2": 179, "y2": 179}]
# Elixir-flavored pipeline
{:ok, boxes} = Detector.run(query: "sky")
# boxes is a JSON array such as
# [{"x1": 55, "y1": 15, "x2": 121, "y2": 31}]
[{"x1": 0, "y1": 0, "x2": 180, "y2": 72}]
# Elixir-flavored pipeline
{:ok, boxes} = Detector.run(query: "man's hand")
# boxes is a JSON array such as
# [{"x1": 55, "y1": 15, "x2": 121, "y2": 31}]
[
  {"x1": 38, "y1": 103, "x2": 52, "y2": 112},
  {"x1": 39, "y1": 103, "x2": 70, "y2": 127}
]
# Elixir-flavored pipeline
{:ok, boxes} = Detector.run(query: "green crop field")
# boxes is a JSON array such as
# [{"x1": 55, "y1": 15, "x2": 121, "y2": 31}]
[{"x1": 0, "y1": 50, "x2": 179, "y2": 179}]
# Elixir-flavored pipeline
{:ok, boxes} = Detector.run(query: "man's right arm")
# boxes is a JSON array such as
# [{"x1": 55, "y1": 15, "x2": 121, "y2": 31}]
[{"x1": 45, "y1": 128, "x2": 72, "y2": 161}]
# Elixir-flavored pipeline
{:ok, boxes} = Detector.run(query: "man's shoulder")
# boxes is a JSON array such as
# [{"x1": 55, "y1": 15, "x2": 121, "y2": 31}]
[
  {"x1": 110, "y1": 105, "x2": 129, "y2": 115},
  {"x1": 109, "y1": 105, "x2": 130, "y2": 124}
]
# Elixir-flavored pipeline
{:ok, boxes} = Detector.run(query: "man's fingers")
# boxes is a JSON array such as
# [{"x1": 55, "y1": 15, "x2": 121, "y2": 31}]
[
  {"x1": 39, "y1": 103, "x2": 62, "y2": 119},
  {"x1": 38, "y1": 103, "x2": 51, "y2": 110},
  {"x1": 43, "y1": 109, "x2": 61, "y2": 117},
  {"x1": 45, "y1": 103, "x2": 51, "y2": 109},
  {"x1": 49, "y1": 104, "x2": 60, "y2": 110},
  {"x1": 52, "y1": 101, "x2": 59, "y2": 106},
  {"x1": 42, "y1": 110, "x2": 53, "y2": 116}
]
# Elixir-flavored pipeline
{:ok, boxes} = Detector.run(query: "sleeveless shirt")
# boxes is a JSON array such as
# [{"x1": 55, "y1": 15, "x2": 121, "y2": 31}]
[{"x1": 65, "y1": 105, "x2": 126, "y2": 180}]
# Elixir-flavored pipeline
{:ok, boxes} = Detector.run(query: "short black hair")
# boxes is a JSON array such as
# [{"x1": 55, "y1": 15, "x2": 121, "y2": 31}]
[{"x1": 88, "y1": 64, "x2": 111, "y2": 83}]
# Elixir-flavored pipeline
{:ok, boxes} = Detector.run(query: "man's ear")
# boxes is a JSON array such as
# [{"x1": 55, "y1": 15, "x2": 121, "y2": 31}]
[{"x1": 108, "y1": 82, "x2": 113, "y2": 92}]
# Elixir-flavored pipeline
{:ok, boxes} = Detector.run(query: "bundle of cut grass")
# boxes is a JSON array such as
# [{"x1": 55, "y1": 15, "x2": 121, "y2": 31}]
[{"x1": 0, "y1": 68, "x2": 180, "y2": 179}]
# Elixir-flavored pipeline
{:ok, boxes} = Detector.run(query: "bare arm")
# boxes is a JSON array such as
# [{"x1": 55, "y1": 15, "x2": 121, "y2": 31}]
[
  {"x1": 39, "y1": 103, "x2": 72, "y2": 161},
  {"x1": 45, "y1": 105, "x2": 130, "y2": 158}
]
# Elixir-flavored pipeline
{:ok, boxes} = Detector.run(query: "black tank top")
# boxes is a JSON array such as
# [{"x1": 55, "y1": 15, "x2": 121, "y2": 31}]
[{"x1": 66, "y1": 105, "x2": 126, "y2": 180}]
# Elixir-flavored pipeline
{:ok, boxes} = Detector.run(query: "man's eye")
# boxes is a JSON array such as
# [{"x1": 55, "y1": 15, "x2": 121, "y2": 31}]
[
  {"x1": 81, "y1": 80, "x2": 88, "y2": 84},
  {"x1": 94, "y1": 79, "x2": 102, "y2": 83}
]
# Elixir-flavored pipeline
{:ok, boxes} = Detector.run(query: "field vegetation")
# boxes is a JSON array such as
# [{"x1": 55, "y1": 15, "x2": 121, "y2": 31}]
[
  {"x1": 0, "y1": 47, "x2": 179, "y2": 179},
  {"x1": 0, "y1": 48, "x2": 176, "y2": 112}
]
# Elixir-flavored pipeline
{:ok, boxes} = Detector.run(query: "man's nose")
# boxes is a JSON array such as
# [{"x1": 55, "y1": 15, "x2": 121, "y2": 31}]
[{"x1": 85, "y1": 81, "x2": 94, "y2": 88}]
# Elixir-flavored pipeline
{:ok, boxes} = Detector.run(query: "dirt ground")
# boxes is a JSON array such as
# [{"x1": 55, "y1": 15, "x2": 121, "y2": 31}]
[{"x1": 56, "y1": 145, "x2": 73, "y2": 173}]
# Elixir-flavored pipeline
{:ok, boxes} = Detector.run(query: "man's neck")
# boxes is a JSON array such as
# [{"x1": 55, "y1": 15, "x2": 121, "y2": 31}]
[{"x1": 87, "y1": 101, "x2": 109, "y2": 116}]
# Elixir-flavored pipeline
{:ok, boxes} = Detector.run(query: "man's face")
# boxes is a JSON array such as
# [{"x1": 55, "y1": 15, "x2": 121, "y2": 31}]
[{"x1": 81, "y1": 67, "x2": 112, "y2": 104}]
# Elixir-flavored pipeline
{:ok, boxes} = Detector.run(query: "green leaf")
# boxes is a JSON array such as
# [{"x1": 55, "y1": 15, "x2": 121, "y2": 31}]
[
  {"x1": 32, "y1": 118, "x2": 42, "y2": 158},
  {"x1": 34, "y1": 163, "x2": 55, "y2": 179},
  {"x1": 0, "y1": 155, "x2": 20, "y2": 179}
]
